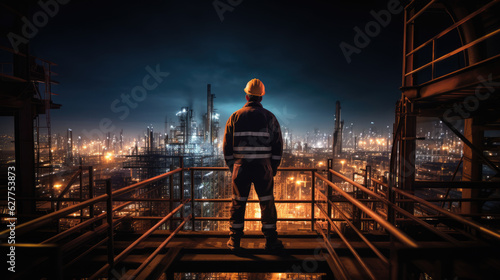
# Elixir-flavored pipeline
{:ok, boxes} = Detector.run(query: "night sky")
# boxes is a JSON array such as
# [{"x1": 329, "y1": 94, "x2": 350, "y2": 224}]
[{"x1": 24, "y1": 0, "x2": 404, "y2": 139}]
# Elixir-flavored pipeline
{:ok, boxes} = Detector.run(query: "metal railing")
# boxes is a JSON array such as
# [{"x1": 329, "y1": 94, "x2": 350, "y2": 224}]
[
  {"x1": 371, "y1": 177, "x2": 500, "y2": 241},
  {"x1": 402, "y1": 0, "x2": 500, "y2": 86},
  {"x1": 0, "y1": 160, "x2": 324, "y2": 278},
  {"x1": 319, "y1": 164, "x2": 500, "y2": 279},
  {"x1": 188, "y1": 166, "x2": 318, "y2": 231},
  {"x1": 4, "y1": 155, "x2": 500, "y2": 279},
  {"x1": 0, "y1": 167, "x2": 184, "y2": 279},
  {"x1": 312, "y1": 168, "x2": 415, "y2": 280}
]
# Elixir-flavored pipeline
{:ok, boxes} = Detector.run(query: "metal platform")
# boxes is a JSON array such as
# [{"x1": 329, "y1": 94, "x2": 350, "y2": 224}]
[{"x1": 67, "y1": 231, "x2": 391, "y2": 280}]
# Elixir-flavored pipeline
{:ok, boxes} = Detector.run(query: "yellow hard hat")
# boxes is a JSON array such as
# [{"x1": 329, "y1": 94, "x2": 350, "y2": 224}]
[{"x1": 244, "y1": 78, "x2": 265, "y2": 96}]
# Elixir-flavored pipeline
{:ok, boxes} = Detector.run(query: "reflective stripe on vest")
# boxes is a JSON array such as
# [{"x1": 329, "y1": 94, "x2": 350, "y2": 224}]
[
  {"x1": 234, "y1": 131, "x2": 270, "y2": 137},
  {"x1": 234, "y1": 153, "x2": 271, "y2": 159},
  {"x1": 233, "y1": 146, "x2": 272, "y2": 152}
]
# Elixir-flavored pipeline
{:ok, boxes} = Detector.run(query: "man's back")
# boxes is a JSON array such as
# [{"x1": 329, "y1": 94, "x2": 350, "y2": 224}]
[
  {"x1": 223, "y1": 78, "x2": 284, "y2": 252},
  {"x1": 225, "y1": 101, "x2": 281, "y2": 164},
  {"x1": 231, "y1": 102, "x2": 276, "y2": 134}
]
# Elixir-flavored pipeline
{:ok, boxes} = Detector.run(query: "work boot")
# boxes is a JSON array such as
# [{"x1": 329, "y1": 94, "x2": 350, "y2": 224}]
[
  {"x1": 227, "y1": 235, "x2": 241, "y2": 251},
  {"x1": 265, "y1": 236, "x2": 284, "y2": 251}
]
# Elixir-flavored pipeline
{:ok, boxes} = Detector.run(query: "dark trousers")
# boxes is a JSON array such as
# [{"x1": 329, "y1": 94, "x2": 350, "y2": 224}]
[{"x1": 229, "y1": 160, "x2": 278, "y2": 238}]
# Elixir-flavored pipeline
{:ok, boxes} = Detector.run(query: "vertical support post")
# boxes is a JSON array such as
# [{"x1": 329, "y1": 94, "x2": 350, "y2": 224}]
[
  {"x1": 366, "y1": 165, "x2": 372, "y2": 230},
  {"x1": 15, "y1": 97, "x2": 36, "y2": 219},
  {"x1": 402, "y1": 4, "x2": 414, "y2": 88},
  {"x1": 180, "y1": 157, "x2": 184, "y2": 220},
  {"x1": 79, "y1": 167, "x2": 83, "y2": 223},
  {"x1": 190, "y1": 168, "x2": 195, "y2": 231},
  {"x1": 353, "y1": 172, "x2": 359, "y2": 228},
  {"x1": 352, "y1": 170, "x2": 361, "y2": 229},
  {"x1": 88, "y1": 166, "x2": 95, "y2": 229},
  {"x1": 363, "y1": 167, "x2": 368, "y2": 188},
  {"x1": 362, "y1": 167, "x2": 368, "y2": 231},
  {"x1": 327, "y1": 159, "x2": 333, "y2": 238},
  {"x1": 311, "y1": 170, "x2": 315, "y2": 231},
  {"x1": 401, "y1": 4, "x2": 408, "y2": 87},
  {"x1": 105, "y1": 179, "x2": 114, "y2": 279},
  {"x1": 388, "y1": 180, "x2": 395, "y2": 224},
  {"x1": 372, "y1": 180, "x2": 379, "y2": 231},
  {"x1": 169, "y1": 164, "x2": 174, "y2": 229},
  {"x1": 367, "y1": 166, "x2": 372, "y2": 190},
  {"x1": 462, "y1": 118, "x2": 482, "y2": 215},
  {"x1": 400, "y1": 99, "x2": 416, "y2": 215}
]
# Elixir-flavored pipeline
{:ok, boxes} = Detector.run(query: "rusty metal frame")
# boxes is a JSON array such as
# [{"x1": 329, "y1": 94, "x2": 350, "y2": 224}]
[
  {"x1": 315, "y1": 222, "x2": 350, "y2": 280},
  {"x1": 317, "y1": 192, "x2": 389, "y2": 265},
  {"x1": 131, "y1": 215, "x2": 191, "y2": 278},
  {"x1": 317, "y1": 171, "x2": 418, "y2": 248},
  {"x1": 316, "y1": 203, "x2": 379, "y2": 280},
  {"x1": 402, "y1": 0, "x2": 500, "y2": 84},
  {"x1": 88, "y1": 200, "x2": 189, "y2": 280}
]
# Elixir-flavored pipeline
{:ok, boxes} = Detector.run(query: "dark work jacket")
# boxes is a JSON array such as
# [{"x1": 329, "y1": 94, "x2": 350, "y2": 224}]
[{"x1": 223, "y1": 101, "x2": 283, "y2": 174}]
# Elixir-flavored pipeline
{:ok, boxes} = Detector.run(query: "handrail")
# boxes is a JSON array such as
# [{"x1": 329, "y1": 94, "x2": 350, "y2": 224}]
[
  {"x1": 406, "y1": 0, "x2": 500, "y2": 57},
  {"x1": 403, "y1": 0, "x2": 500, "y2": 85},
  {"x1": 372, "y1": 177, "x2": 500, "y2": 239},
  {"x1": 187, "y1": 166, "x2": 318, "y2": 172},
  {"x1": 389, "y1": 185, "x2": 500, "y2": 241},
  {"x1": 89, "y1": 200, "x2": 189, "y2": 280},
  {"x1": 41, "y1": 200, "x2": 134, "y2": 244},
  {"x1": 193, "y1": 198, "x2": 315, "y2": 203},
  {"x1": 345, "y1": 170, "x2": 466, "y2": 244},
  {"x1": 368, "y1": 178, "x2": 461, "y2": 244},
  {"x1": 40, "y1": 185, "x2": 162, "y2": 244},
  {"x1": 0, "y1": 167, "x2": 183, "y2": 239},
  {"x1": 333, "y1": 163, "x2": 467, "y2": 244},
  {"x1": 188, "y1": 166, "x2": 318, "y2": 230},
  {"x1": 315, "y1": 172, "x2": 418, "y2": 248},
  {"x1": 6, "y1": 166, "x2": 316, "y2": 240},
  {"x1": 315, "y1": 222, "x2": 350, "y2": 280},
  {"x1": 405, "y1": 0, "x2": 437, "y2": 24},
  {"x1": 131, "y1": 215, "x2": 191, "y2": 278},
  {"x1": 5, "y1": 163, "x2": 329, "y2": 278},
  {"x1": 188, "y1": 166, "x2": 228, "y2": 171},
  {"x1": 405, "y1": 28, "x2": 500, "y2": 77},
  {"x1": 317, "y1": 192, "x2": 389, "y2": 265},
  {"x1": 113, "y1": 167, "x2": 182, "y2": 197},
  {"x1": 330, "y1": 169, "x2": 387, "y2": 202},
  {"x1": 0, "y1": 195, "x2": 107, "y2": 238},
  {"x1": 316, "y1": 203, "x2": 377, "y2": 280}
]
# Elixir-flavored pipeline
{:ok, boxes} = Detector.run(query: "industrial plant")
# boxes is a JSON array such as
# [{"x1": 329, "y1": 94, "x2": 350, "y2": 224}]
[{"x1": 1, "y1": 1, "x2": 500, "y2": 279}]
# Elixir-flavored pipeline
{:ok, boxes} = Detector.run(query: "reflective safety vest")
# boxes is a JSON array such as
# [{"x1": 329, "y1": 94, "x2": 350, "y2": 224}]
[{"x1": 223, "y1": 101, "x2": 283, "y2": 170}]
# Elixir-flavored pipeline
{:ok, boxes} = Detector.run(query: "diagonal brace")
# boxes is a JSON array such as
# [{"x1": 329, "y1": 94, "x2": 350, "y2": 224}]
[{"x1": 440, "y1": 117, "x2": 500, "y2": 175}]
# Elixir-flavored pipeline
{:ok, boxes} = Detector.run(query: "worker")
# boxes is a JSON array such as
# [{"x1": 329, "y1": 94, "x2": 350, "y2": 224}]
[{"x1": 223, "y1": 78, "x2": 284, "y2": 251}]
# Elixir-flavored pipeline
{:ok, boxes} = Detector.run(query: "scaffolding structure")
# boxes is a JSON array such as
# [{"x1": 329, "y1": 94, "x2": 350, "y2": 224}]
[
  {"x1": 2, "y1": 1, "x2": 500, "y2": 279},
  {"x1": 0, "y1": 1, "x2": 61, "y2": 216},
  {"x1": 396, "y1": 0, "x2": 500, "y2": 217}
]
